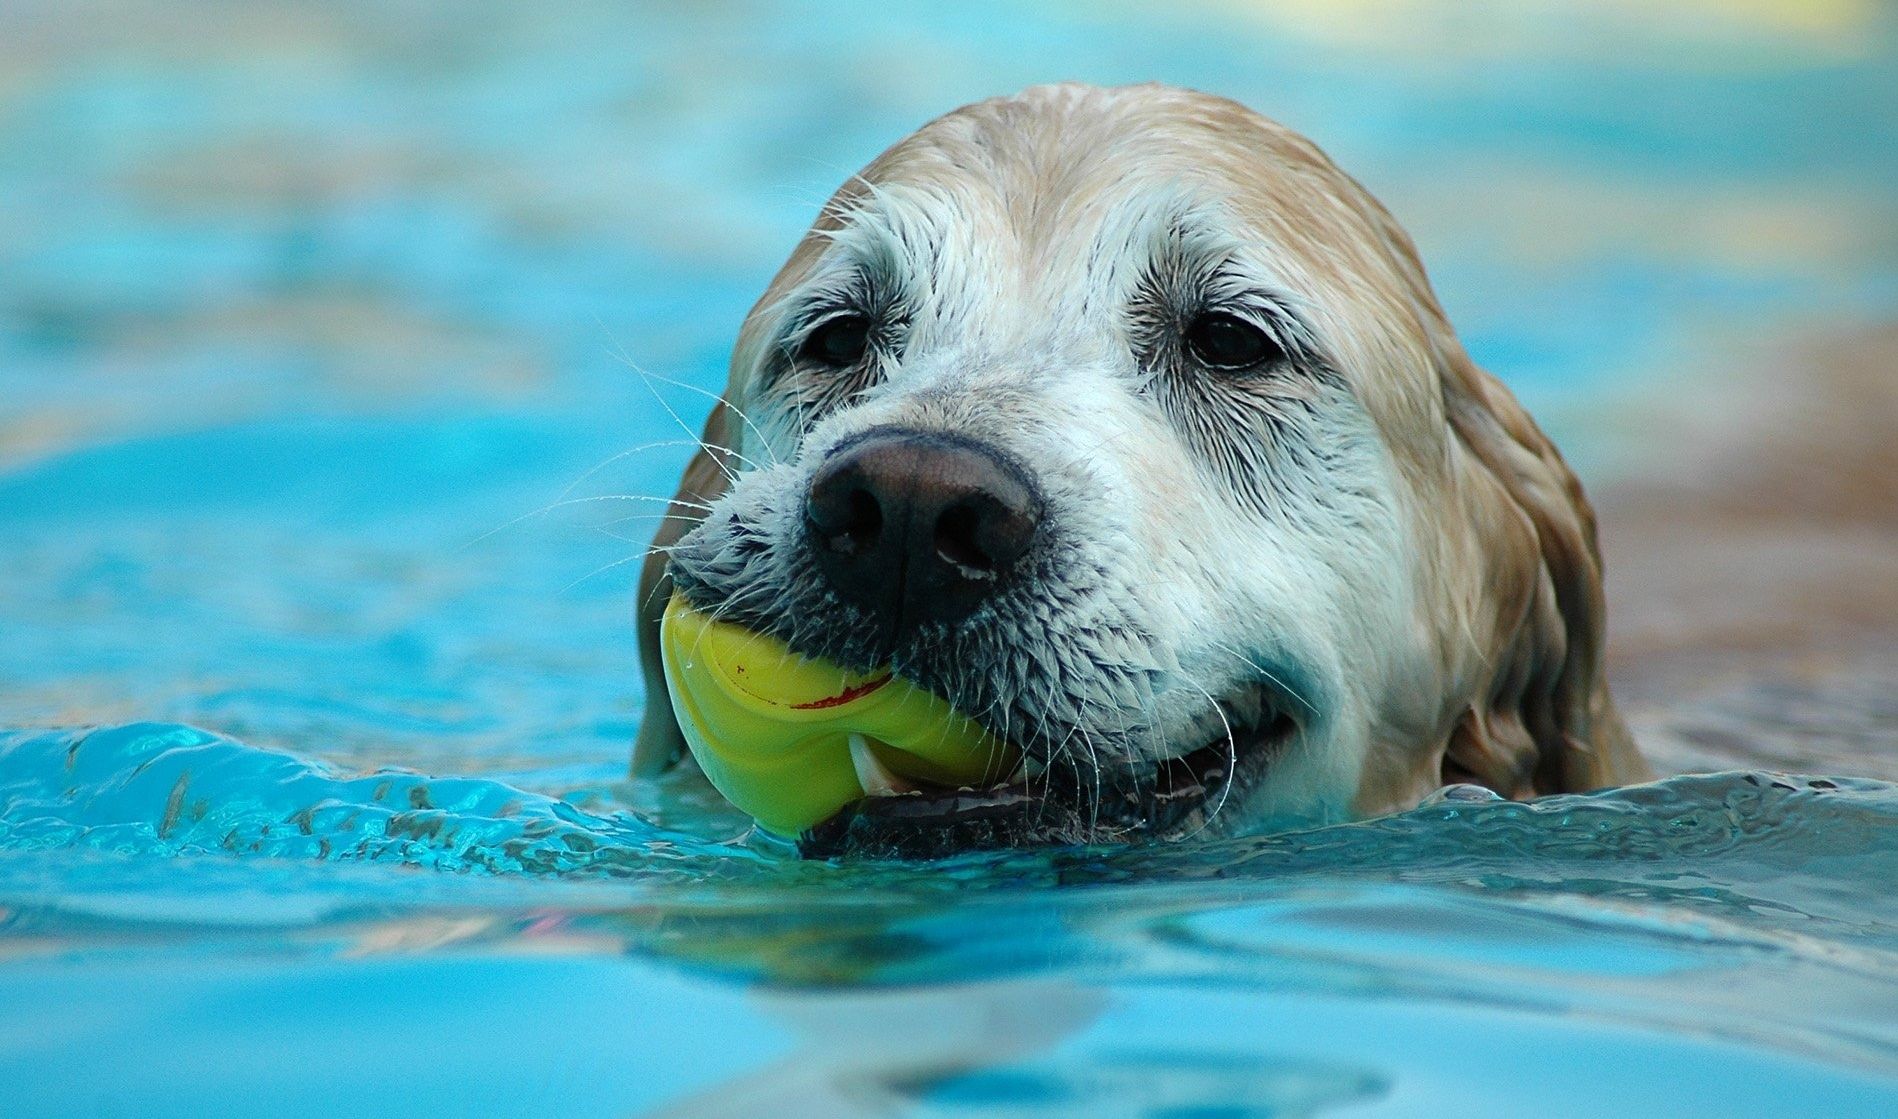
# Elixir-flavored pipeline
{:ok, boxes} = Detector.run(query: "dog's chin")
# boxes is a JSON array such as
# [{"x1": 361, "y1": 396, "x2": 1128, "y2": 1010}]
[{"x1": 794, "y1": 690, "x2": 1299, "y2": 860}]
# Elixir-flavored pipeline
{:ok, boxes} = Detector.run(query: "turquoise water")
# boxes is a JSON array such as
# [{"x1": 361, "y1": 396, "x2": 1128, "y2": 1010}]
[
  {"x1": 3, "y1": 2, "x2": 1897, "y2": 1115},
  {"x1": 5, "y1": 725, "x2": 1898, "y2": 1115}
]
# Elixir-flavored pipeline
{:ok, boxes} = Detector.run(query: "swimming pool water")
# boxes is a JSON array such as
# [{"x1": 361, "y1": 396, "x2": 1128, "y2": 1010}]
[
  {"x1": 4, "y1": 724, "x2": 1897, "y2": 1116},
  {"x1": 3, "y1": 2, "x2": 1896, "y2": 1115}
]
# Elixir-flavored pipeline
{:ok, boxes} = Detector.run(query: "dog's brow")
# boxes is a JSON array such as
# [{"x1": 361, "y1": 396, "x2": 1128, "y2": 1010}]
[
  {"x1": 1091, "y1": 194, "x2": 1267, "y2": 306},
  {"x1": 779, "y1": 196, "x2": 954, "y2": 336},
  {"x1": 823, "y1": 187, "x2": 951, "y2": 279},
  {"x1": 1115, "y1": 206, "x2": 1329, "y2": 367}
]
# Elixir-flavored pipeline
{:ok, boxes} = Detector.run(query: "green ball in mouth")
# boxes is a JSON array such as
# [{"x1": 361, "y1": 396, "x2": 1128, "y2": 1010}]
[{"x1": 659, "y1": 593, "x2": 1021, "y2": 836}]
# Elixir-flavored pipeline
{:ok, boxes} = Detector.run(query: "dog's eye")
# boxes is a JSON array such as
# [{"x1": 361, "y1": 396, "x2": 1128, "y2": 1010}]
[
  {"x1": 1185, "y1": 312, "x2": 1281, "y2": 371},
  {"x1": 801, "y1": 315, "x2": 872, "y2": 368}
]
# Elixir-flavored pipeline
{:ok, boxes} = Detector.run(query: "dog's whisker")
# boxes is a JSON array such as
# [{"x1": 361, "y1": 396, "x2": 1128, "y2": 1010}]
[
  {"x1": 608, "y1": 357, "x2": 784, "y2": 469},
  {"x1": 588, "y1": 316, "x2": 760, "y2": 481},
  {"x1": 562, "y1": 551, "x2": 656, "y2": 593},
  {"x1": 1207, "y1": 639, "x2": 1319, "y2": 719},
  {"x1": 594, "y1": 512, "x2": 712, "y2": 531},
  {"x1": 588, "y1": 526, "x2": 667, "y2": 547},
  {"x1": 464, "y1": 493, "x2": 716, "y2": 552},
  {"x1": 601, "y1": 350, "x2": 755, "y2": 484},
  {"x1": 552, "y1": 439, "x2": 732, "y2": 505},
  {"x1": 1173, "y1": 670, "x2": 1239, "y2": 842}
]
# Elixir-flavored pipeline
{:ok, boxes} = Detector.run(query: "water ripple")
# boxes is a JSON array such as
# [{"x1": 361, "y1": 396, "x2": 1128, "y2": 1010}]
[{"x1": 0, "y1": 722, "x2": 748, "y2": 879}]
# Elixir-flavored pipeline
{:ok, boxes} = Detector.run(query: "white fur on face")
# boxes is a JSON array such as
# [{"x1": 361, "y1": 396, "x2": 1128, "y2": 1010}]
[
  {"x1": 679, "y1": 163, "x2": 1419, "y2": 831},
  {"x1": 651, "y1": 83, "x2": 1640, "y2": 844}
]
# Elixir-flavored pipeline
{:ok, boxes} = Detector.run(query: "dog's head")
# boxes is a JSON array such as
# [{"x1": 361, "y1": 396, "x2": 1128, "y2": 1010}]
[{"x1": 635, "y1": 84, "x2": 1642, "y2": 856}]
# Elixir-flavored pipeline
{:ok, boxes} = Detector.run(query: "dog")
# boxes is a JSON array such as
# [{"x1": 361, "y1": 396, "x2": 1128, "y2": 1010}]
[{"x1": 633, "y1": 83, "x2": 1648, "y2": 857}]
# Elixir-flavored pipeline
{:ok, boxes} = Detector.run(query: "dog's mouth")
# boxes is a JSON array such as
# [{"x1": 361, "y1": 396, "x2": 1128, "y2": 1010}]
[{"x1": 796, "y1": 688, "x2": 1300, "y2": 859}]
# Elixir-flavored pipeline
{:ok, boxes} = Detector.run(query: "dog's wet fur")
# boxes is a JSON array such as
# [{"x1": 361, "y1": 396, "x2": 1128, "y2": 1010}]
[{"x1": 636, "y1": 83, "x2": 1651, "y2": 856}]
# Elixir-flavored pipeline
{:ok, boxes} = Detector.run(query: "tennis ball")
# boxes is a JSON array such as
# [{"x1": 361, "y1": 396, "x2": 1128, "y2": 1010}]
[{"x1": 659, "y1": 593, "x2": 1018, "y2": 835}]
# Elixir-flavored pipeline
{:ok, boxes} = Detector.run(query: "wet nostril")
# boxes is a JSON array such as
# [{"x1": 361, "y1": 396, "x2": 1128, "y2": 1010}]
[
  {"x1": 934, "y1": 502, "x2": 993, "y2": 574},
  {"x1": 834, "y1": 488, "x2": 882, "y2": 555},
  {"x1": 807, "y1": 471, "x2": 885, "y2": 558}
]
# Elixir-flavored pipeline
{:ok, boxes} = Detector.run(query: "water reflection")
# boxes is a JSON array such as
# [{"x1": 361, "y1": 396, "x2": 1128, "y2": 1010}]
[{"x1": 652, "y1": 984, "x2": 1111, "y2": 1119}]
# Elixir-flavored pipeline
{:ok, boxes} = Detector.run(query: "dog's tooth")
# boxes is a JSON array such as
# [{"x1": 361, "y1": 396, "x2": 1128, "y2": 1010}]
[{"x1": 849, "y1": 733, "x2": 917, "y2": 797}]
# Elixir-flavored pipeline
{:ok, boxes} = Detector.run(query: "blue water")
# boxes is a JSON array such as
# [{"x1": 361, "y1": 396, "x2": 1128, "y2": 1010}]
[
  {"x1": 3, "y1": 2, "x2": 1897, "y2": 1116},
  {"x1": 5, "y1": 725, "x2": 1898, "y2": 1115}
]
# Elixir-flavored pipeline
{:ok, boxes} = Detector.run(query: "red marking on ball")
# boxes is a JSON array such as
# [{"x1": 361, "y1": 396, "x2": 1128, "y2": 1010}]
[{"x1": 790, "y1": 674, "x2": 893, "y2": 710}]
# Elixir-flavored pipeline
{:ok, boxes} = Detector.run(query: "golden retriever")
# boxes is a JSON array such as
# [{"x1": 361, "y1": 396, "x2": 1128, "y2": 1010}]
[{"x1": 633, "y1": 83, "x2": 1649, "y2": 856}]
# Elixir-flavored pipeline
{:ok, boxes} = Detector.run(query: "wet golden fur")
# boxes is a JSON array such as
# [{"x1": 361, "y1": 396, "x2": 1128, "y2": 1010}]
[{"x1": 635, "y1": 83, "x2": 1647, "y2": 824}]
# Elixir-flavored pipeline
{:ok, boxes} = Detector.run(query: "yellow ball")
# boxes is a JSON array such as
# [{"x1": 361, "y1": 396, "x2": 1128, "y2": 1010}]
[{"x1": 659, "y1": 593, "x2": 1019, "y2": 835}]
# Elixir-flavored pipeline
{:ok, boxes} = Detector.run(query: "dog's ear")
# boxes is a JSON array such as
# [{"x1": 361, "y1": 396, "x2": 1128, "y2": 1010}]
[
  {"x1": 630, "y1": 402, "x2": 737, "y2": 776},
  {"x1": 1437, "y1": 352, "x2": 1647, "y2": 797}
]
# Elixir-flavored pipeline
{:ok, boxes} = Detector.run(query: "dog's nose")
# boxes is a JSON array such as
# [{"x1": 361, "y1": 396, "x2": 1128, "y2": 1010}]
[{"x1": 806, "y1": 429, "x2": 1040, "y2": 636}]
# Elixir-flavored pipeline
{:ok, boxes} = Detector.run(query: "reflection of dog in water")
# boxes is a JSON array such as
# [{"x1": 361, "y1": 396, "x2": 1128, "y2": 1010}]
[
  {"x1": 636, "y1": 82, "x2": 1656, "y2": 855},
  {"x1": 642, "y1": 982, "x2": 1387, "y2": 1119}
]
